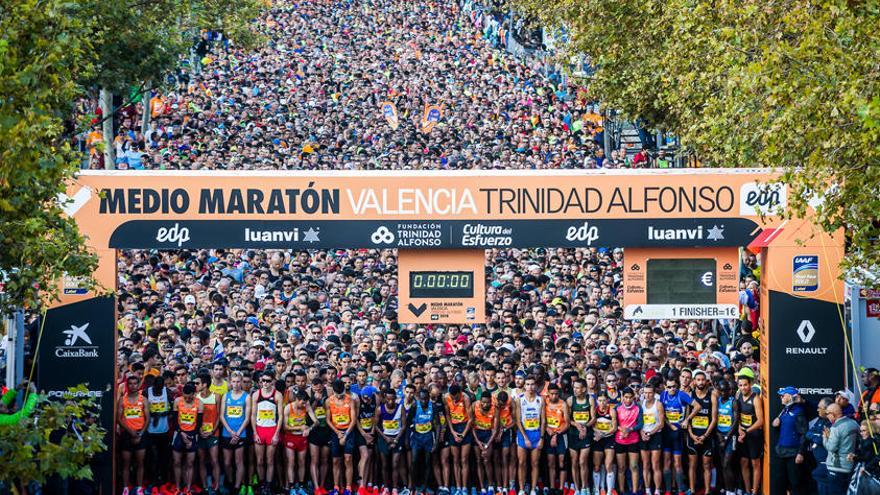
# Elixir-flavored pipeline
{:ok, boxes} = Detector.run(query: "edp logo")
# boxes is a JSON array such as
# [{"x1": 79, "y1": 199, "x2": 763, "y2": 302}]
[
  {"x1": 565, "y1": 222, "x2": 600, "y2": 245},
  {"x1": 156, "y1": 223, "x2": 190, "y2": 247},
  {"x1": 739, "y1": 183, "x2": 786, "y2": 216}
]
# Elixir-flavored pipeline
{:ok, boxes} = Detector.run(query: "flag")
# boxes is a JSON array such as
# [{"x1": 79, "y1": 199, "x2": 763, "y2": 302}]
[
  {"x1": 421, "y1": 104, "x2": 443, "y2": 134},
  {"x1": 380, "y1": 101, "x2": 399, "y2": 130}
]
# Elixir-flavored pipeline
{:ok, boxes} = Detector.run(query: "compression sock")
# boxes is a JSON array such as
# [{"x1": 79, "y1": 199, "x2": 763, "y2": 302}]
[
  {"x1": 605, "y1": 472, "x2": 615, "y2": 494},
  {"x1": 675, "y1": 471, "x2": 686, "y2": 492},
  {"x1": 662, "y1": 470, "x2": 672, "y2": 492},
  {"x1": 592, "y1": 473, "x2": 601, "y2": 491}
]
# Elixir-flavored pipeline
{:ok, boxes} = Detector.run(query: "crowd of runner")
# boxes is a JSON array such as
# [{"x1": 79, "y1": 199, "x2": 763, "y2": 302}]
[{"x1": 90, "y1": 2, "x2": 880, "y2": 495}]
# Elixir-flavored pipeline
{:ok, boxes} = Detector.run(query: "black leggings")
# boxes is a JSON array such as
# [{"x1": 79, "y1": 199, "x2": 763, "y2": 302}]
[
  {"x1": 775, "y1": 456, "x2": 807, "y2": 495},
  {"x1": 147, "y1": 432, "x2": 173, "y2": 483}
]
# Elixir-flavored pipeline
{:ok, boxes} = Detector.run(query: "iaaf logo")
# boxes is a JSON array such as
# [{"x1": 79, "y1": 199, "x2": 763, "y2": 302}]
[
  {"x1": 565, "y1": 222, "x2": 599, "y2": 245},
  {"x1": 740, "y1": 182, "x2": 787, "y2": 216},
  {"x1": 56, "y1": 323, "x2": 99, "y2": 358},
  {"x1": 156, "y1": 222, "x2": 190, "y2": 247}
]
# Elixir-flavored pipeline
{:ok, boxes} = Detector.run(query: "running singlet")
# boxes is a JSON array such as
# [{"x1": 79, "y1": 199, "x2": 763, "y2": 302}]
[
  {"x1": 545, "y1": 400, "x2": 567, "y2": 433},
  {"x1": 285, "y1": 404, "x2": 307, "y2": 434},
  {"x1": 178, "y1": 399, "x2": 200, "y2": 432},
  {"x1": 594, "y1": 406, "x2": 613, "y2": 436},
  {"x1": 717, "y1": 397, "x2": 734, "y2": 434},
  {"x1": 210, "y1": 380, "x2": 228, "y2": 396},
  {"x1": 519, "y1": 395, "x2": 542, "y2": 431},
  {"x1": 606, "y1": 389, "x2": 621, "y2": 406},
  {"x1": 497, "y1": 398, "x2": 514, "y2": 429},
  {"x1": 660, "y1": 390, "x2": 692, "y2": 427},
  {"x1": 222, "y1": 391, "x2": 247, "y2": 437},
  {"x1": 201, "y1": 393, "x2": 219, "y2": 434},
  {"x1": 255, "y1": 391, "x2": 278, "y2": 428},
  {"x1": 641, "y1": 399, "x2": 660, "y2": 435},
  {"x1": 122, "y1": 393, "x2": 146, "y2": 431},
  {"x1": 327, "y1": 395, "x2": 352, "y2": 430},
  {"x1": 359, "y1": 393, "x2": 376, "y2": 430},
  {"x1": 474, "y1": 403, "x2": 495, "y2": 431},
  {"x1": 691, "y1": 390, "x2": 713, "y2": 435},
  {"x1": 615, "y1": 403, "x2": 641, "y2": 444},
  {"x1": 738, "y1": 393, "x2": 758, "y2": 430},
  {"x1": 446, "y1": 395, "x2": 468, "y2": 425},
  {"x1": 310, "y1": 390, "x2": 328, "y2": 427},
  {"x1": 414, "y1": 401, "x2": 434, "y2": 434},
  {"x1": 147, "y1": 387, "x2": 170, "y2": 434},
  {"x1": 379, "y1": 402, "x2": 403, "y2": 436},
  {"x1": 571, "y1": 397, "x2": 591, "y2": 426}
]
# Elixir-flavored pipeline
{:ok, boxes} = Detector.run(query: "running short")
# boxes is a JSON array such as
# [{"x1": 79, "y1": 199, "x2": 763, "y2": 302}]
[
  {"x1": 284, "y1": 432, "x2": 308, "y2": 452},
  {"x1": 308, "y1": 425, "x2": 331, "y2": 446},
  {"x1": 119, "y1": 432, "x2": 148, "y2": 452},
  {"x1": 254, "y1": 426, "x2": 277, "y2": 445},
  {"x1": 716, "y1": 432, "x2": 736, "y2": 456},
  {"x1": 378, "y1": 434, "x2": 404, "y2": 455},
  {"x1": 354, "y1": 430, "x2": 375, "y2": 448},
  {"x1": 516, "y1": 430, "x2": 541, "y2": 450},
  {"x1": 686, "y1": 433, "x2": 715, "y2": 457},
  {"x1": 494, "y1": 428, "x2": 515, "y2": 449},
  {"x1": 662, "y1": 427, "x2": 685, "y2": 455},
  {"x1": 736, "y1": 431, "x2": 764, "y2": 460},
  {"x1": 543, "y1": 433, "x2": 567, "y2": 455},
  {"x1": 640, "y1": 432, "x2": 662, "y2": 451},
  {"x1": 220, "y1": 436, "x2": 246, "y2": 450},
  {"x1": 197, "y1": 434, "x2": 219, "y2": 449},
  {"x1": 445, "y1": 423, "x2": 473, "y2": 447},
  {"x1": 614, "y1": 441, "x2": 640, "y2": 454},
  {"x1": 595, "y1": 435, "x2": 614, "y2": 451},
  {"x1": 410, "y1": 431, "x2": 435, "y2": 453},
  {"x1": 474, "y1": 429, "x2": 493, "y2": 445},
  {"x1": 172, "y1": 431, "x2": 198, "y2": 453},
  {"x1": 567, "y1": 427, "x2": 592, "y2": 451},
  {"x1": 329, "y1": 431, "x2": 356, "y2": 457}
]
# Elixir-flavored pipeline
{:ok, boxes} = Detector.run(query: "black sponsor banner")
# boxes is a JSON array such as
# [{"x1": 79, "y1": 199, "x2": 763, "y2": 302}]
[
  {"x1": 767, "y1": 290, "x2": 846, "y2": 494},
  {"x1": 39, "y1": 296, "x2": 115, "y2": 495},
  {"x1": 109, "y1": 218, "x2": 759, "y2": 249}
]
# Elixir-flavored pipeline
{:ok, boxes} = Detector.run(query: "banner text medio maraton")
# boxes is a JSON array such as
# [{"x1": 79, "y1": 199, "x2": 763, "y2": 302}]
[{"x1": 98, "y1": 185, "x2": 735, "y2": 216}]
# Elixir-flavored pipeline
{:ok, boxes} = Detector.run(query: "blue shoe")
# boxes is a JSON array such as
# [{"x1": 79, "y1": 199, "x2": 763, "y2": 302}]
[{"x1": 472, "y1": 488, "x2": 478, "y2": 495}]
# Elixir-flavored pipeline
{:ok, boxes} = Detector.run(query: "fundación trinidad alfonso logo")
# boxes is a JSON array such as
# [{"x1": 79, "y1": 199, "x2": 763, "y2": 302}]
[{"x1": 56, "y1": 323, "x2": 99, "y2": 358}]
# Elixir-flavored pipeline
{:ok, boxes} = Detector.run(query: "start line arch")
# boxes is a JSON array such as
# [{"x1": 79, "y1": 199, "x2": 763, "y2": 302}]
[{"x1": 43, "y1": 169, "x2": 846, "y2": 494}]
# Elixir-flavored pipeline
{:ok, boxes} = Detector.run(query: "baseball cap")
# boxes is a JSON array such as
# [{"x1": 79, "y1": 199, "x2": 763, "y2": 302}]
[
  {"x1": 736, "y1": 367, "x2": 755, "y2": 380},
  {"x1": 246, "y1": 316, "x2": 259, "y2": 326},
  {"x1": 777, "y1": 386, "x2": 799, "y2": 396},
  {"x1": 606, "y1": 344, "x2": 618, "y2": 354},
  {"x1": 836, "y1": 389, "x2": 855, "y2": 403},
  {"x1": 184, "y1": 294, "x2": 196, "y2": 305}
]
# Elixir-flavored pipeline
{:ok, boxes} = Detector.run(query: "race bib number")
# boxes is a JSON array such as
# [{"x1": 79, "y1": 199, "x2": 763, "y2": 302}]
[
  {"x1": 124, "y1": 407, "x2": 143, "y2": 419},
  {"x1": 595, "y1": 419, "x2": 611, "y2": 432},
  {"x1": 666, "y1": 411, "x2": 682, "y2": 423},
  {"x1": 201, "y1": 422, "x2": 215, "y2": 433},
  {"x1": 359, "y1": 418, "x2": 373, "y2": 430},
  {"x1": 644, "y1": 414, "x2": 656, "y2": 426},
  {"x1": 719, "y1": 415, "x2": 732, "y2": 428},
  {"x1": 439, "y1": 415, "x2": 446, "y2": 425},
  {"x1": 415, "y1": 422, "x2": 432, "y2": 433},
  {"x1": 476, "y1": 419, "x2": 492, "y2": 430},
  {"x1": 179, "y1": 412, "x2": 196, "y2": 425},
  {"x1": 573, "y1": 411, "x2": 590, "y2": 424},
  {"x1": 288, "y1": 416, "x2": 305, "y2": 429},
  {"x1": 692, "y1": 416, "x2": 709, "y2": 429},
  {"x1": 741, "y1": 414, "x2": 753, "y2": 427},
  {"x1": 149, "y1": 402, "x2": 167, "y2": 414},
  {"x1": 451, "y1": 411, "x2": 466, "y2": 423},
  {"x1": 547, "y1": 416, "x2": 560, "y2": 428},
  {"x1": 523, "y1": 416, "x2": 539, "y2": 430},
  {"x1": 332, "y1": 414, "x2": 350, "y2": 426},
  {"x1": 226, "y1": 406, "x2": 243, "y2": 418},
  {"x1": 258, "y1": 409, "x2": 275, "y2": 421},
  {"x1": 383, "y1": 420, "x2": 400, "y2": 431},
  {"x1": 314, "y1": 407, "x2": 326, "y2": 420}
]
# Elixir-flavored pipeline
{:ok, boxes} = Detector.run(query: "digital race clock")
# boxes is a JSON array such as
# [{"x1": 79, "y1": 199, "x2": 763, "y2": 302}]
[{"x1": 409, "y1": 271, "x2": 474, "y2": 298}]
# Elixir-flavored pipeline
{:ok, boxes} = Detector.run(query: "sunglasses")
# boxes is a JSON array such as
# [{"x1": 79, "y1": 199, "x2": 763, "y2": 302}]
[{"x1": 261, "y1": 379, "x2": 273, "y2": 383}]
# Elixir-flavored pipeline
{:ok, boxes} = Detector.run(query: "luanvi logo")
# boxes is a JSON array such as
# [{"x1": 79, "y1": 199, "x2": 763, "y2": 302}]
[
  {"x1": 56, "y1": 323, "x2": 99, "y2": 358},
  {"x1": 156, "y1": 223, "x2": 191, "y2": 247},
  {"x1": 786, "y1": 320, "x2": 827, "y2": 355},
  {"x1": 646, "y1": 225, "x2": 724, "y2": 241},
  {"x1": 739, "y1": 182, "x2": 786, "y2": 216}
]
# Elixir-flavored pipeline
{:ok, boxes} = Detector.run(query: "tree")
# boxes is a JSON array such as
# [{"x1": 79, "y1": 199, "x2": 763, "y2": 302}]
[
  {"x1": 517, "y1": 0, "x2": 880, "y2": 278},
  {"x1": 0, "y1": 0, "x2": 100, "y2": 314},
  {"x1": 0, "y1": 385, "x2": 107, "y2": 491}
]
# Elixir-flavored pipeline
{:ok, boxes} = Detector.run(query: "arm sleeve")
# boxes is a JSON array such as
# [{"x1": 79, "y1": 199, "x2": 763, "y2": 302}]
[
  {"x1": 634, "y1": 406, "x2": 644, "y2": 432},
  {"x1": 1, "y1": 389, "x2": 17, "y2": 407}
]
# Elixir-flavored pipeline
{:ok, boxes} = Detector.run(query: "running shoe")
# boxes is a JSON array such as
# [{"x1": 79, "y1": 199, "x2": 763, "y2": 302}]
[{"x1": 124, "y1": 487, "x2": 131, "y2": 495}]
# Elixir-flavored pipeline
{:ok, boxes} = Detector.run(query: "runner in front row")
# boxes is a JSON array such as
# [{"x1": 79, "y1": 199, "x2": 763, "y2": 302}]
[
  {"x1": 253, "y1": 371, "x2": 282, "y2": 495},
  {"x1": 119, "y1": 373, "x2": 151, "y2": 495},
  {"x1": 515, "y1": 376, "x2": 544, "y2": 495},
  {"x1": 172, "y1": 382, "x2": 203, "y2": 494},
  {"x1": 220, "y1": 371, "x2": 251, "y2": 495},
  {"x1": 567, "y1": 379, "x2": 595, "y2": 495}
]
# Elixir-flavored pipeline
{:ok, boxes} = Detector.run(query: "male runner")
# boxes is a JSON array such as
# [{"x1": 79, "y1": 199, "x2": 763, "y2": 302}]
[
  {"x1": 472, "y1": 392, "x2": 498, "y2": 493},
  {"x1": 514, "y1": 376, "x2": 544, "y2": 495},
  {"x1": 326, "y1": 379, "x2": 357, "y2": 492},
  {"x1": 443, "y1": 384, "x2": 473, "y2": 495},
  {"x1": 736, "y1": 372, "x2": 763, "y2": 495},
  {"x1": 252, "y1": 371, "x2": 282, "y2": 495},
  {"x1": 686, "y1": 371, "x2": 717, "y2": 495},
  {"x1": 567, "y1": 379, "x2": 596, "y2": 495},
  {"x1": 220, "y1": 371, "x2": 251, "y2": 495},
  {"x1": 660, "y1": 375, "x2": 692, "y2": 495},
  {"x1": 196, "y1": 373, "x2": 221, "y2": 493},
  {"x1": 172, "y1": 382, "x2": 203, "y2": 493},
  {"x1": 544, "y1": 383, "x2": 570, "y2": 493},
  {"x1": 119, "y1": 374, "x2": 150, "y2": 495},
  {"x1": 639, "y1": 381, "x2": 665, "y2": 495}
]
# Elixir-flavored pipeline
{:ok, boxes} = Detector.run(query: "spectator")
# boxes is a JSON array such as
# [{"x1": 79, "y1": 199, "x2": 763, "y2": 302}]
[
  {"x1": 823, "y1": 403, "x2": 860, "y2": 494},
  {"x1": 837, "y1": 389, "x2": 857, "y2": 418},
  {"x1": 806, "y1": 397, "x2": 834, "y2": 493},
  {"x1": 772, "y1": 386, "x2": 808, "y2": 494}
]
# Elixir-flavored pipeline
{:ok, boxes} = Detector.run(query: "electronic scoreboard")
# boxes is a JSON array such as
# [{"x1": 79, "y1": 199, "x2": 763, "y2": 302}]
[
  {"x1": 623, "y1": 247, "x2": 739, "y2": 320},
  {"x1": 398, "y1": 250, "x2": 485, "y2": 324}
]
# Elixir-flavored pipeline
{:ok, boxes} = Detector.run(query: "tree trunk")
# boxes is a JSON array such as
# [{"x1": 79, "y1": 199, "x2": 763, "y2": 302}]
[
  {"x1": 141, "y1": 80, "x2": 151, "y2": 136},
  {"x1": 100, "y1": 88, "x2": 115, "y2": 169}
]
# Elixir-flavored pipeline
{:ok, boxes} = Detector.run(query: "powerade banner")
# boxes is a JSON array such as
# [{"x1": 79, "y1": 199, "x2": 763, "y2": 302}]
[
  {"x1": 766, "y1": 290, "x2": 846, "y2": 494},
  {"x1": 38, "y1": 296, "x2": 115, "y2": 495}
]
